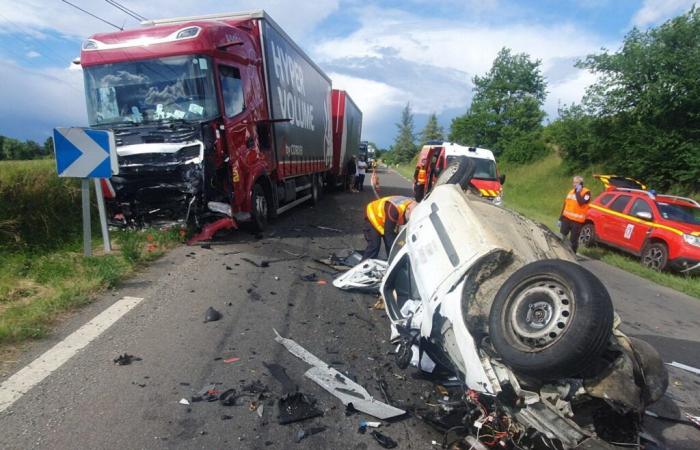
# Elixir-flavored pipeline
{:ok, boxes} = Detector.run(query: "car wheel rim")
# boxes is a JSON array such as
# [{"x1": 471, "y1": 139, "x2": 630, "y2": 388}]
[
  {"x1": 643, "y1": 247, "x2": 663, "y2": 270},
  {"x1": 579, "y1": 227, "x2": 591, "y2": 246},
  {"x1": 508, "y1": 279, "x2": 573, "y2": 351},
  {"x1": 256, "y1": 193, "x2": 267, "y2": 220}
]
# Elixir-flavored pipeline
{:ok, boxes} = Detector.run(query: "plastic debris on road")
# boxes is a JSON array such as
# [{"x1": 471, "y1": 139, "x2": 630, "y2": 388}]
[
  {"x1": 273, "y1": 329, "x2": 406, "y2": 420},
  {"x1": 371, "y1": 430, "x2": 398, "y2": 448},
  {"x1": 113, "y1": 353, "x2": 141, "y2": 365},
  {"x1": 204, "y1": 307, "x2": 222, "y2": 322},
  {"x1": 332, "y1": 259, "x2": 388, "y2": 293},
  {"x1": 294, "y1": 426, "x2": 327, "y2": 443},
  {"x1": 179, "y1": 398, "x2": 190, "y2": 405},
  {"x1": 277, "y1": 392, "x2": 323, "y2": 425},
  {"x1": 223, "y1": 357, "x2": 241, "y2": 364}
]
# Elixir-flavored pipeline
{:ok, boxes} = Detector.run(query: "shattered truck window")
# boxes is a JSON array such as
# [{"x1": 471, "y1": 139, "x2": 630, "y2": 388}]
[
  {"x1": 84, "y1": 55, "x2": 218, "y2": 125},
  {"x1": 219, "y1": 66, "x2": 245, "y2": 118}
]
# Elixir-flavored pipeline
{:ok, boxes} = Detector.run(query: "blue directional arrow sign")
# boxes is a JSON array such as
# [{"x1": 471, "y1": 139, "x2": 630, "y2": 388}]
[{"x1": 54, "y1": 128, "x2": 118, "y2": 178}]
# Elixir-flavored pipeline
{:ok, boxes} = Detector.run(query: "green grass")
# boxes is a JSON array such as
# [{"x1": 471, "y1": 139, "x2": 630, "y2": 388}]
[{"x1": 0, "y1": 228, "x2": 184, "y2": 344}]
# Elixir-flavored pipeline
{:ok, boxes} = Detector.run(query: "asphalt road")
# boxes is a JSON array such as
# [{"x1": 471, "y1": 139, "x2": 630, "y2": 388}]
[{"x1": 0, "y1": 169, "x2": 698, "y2": 449}]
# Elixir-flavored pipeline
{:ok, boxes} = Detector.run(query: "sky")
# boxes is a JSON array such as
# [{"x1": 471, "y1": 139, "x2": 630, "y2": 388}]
[{"x1": 0, "y1": 0, "x2": 696, "y2": 148}]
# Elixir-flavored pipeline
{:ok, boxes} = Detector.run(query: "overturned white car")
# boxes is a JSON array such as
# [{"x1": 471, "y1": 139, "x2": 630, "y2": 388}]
[{"x1": 380, "y1": 159, "x2": 668, "y2": 449}]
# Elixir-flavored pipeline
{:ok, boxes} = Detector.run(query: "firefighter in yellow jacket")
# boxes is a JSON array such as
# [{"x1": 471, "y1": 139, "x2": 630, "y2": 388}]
[
  {"x1": 559, "y1": 175, "x2": 591, "y2": 253},
  {"x1": 363, "y1": 196, "x2": 416, "y2": 260}
]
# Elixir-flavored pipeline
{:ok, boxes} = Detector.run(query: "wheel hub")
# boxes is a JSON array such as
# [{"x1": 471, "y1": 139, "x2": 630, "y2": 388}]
[{"x1": 509, "y1": 280, "x2": 573, "y2": 350}]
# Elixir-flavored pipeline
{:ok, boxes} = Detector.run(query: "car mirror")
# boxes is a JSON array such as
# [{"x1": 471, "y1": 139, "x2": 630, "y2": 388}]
[
  {"x1": 499, "y1": 174, "x2": 506, "y2": 185},
  {"x1": 635, "y1": 211, "x2": 652, "y2": 220}
]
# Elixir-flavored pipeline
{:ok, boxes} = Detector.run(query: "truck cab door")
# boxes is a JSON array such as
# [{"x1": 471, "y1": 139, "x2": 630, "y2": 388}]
[{"x1": 217, "y1": 64, "x2": 253, "y2": 207}]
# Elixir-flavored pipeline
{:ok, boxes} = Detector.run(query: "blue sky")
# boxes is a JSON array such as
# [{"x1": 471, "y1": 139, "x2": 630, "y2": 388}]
[{"x1": 0, "y1": 0, "x2": 696, "y2": 148}]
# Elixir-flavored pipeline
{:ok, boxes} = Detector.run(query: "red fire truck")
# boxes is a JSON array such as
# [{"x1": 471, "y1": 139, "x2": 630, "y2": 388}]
[
  {"x1": 329, "y1": 90, "x2": 362, "y2": 190},
  {"x1": 80, "y1": 11, "x2": 357, "y2": 232}
]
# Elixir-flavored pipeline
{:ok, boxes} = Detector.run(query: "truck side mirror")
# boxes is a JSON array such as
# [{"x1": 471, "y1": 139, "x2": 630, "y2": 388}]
[{"x1": 499, "y1": 174, "x2": 506, "y2": 185}]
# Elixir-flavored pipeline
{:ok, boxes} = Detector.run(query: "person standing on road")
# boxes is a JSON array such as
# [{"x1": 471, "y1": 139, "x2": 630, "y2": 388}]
[
  {"x1": 346, "y1": 156, "x2": 357, "y2": 192},
  {"x1": 355, "y1": 157, "x2": 368, "y2": 191},
  {"x1": 363, "y1": 196, "x2": 416, "y2": 260},
  {"x1": 559, "y1": 175, "x2": 591, "y2": 253}
]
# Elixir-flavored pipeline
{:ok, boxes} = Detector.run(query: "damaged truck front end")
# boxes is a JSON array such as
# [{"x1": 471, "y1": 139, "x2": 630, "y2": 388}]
[{"x1": 380, "y1": 178, "x2": 668, "y2": 449}]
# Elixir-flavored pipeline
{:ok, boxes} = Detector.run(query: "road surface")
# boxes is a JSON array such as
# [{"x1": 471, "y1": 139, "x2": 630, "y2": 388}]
[{"x1": 0, "y1": 169, "x2": 698, "y2": 449}]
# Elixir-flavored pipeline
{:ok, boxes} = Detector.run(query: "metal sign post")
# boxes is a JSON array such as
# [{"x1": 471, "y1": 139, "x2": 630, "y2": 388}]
[{"x1": 54, "y1": 128, "x2": 118, "y2": 257}]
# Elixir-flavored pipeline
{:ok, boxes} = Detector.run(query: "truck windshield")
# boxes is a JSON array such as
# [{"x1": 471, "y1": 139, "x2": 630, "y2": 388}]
[
  {"x1": 655, "y1": 202, "x2": 700, "y2": 225},
  {"x1": 447, "y1": 156, "x2": 497, "y2": 180},
  {"x1": 84, "y1": 55, "x2": 218, "y2": 126}
]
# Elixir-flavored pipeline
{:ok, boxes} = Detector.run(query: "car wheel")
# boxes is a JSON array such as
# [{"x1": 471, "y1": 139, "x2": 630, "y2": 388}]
[
  {"x1": 489, "y1": 259, "x2": 613, "y2": 379},
  {"x1": 433, "y1": 156, "x2": 476, "y2": 191},
  {"x1": 579, "y1": 223, "x2": 596, "y2": 248},
  {"x1": 251, "y1": 183, "x2": 269, "y2": 231},
  {"x1": 641, "y1": 242, "x2": 668, "y2": 271}
]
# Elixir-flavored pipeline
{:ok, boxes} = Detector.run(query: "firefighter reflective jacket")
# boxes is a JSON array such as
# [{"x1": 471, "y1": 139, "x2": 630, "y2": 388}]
[
  {"x1": 366, "y1": 196, "x2": 415, "y2": 235},
  {"x1": 562, "y1": 188, "x2": 591, "y2": 223}
]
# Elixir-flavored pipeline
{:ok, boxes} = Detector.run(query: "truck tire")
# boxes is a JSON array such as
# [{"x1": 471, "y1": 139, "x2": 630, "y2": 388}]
[
  {"x1": 579, "y1": 222, "x2": 596, "y2": 248},
  {"x1": 433, "y1": 156, "x2": 475, "y2": 191},
  {"x1": 251, "y1": 183, "x2": 269, "y2": 232},
  {"x1": 641, "y1": 242, "x2": 668, "y2": 271},
  {"x1": 310, "y1": 174, "x2": 321, "y2": 205},
  {"x1": 488, "y1": 259, "x2": 613, "y2": 379}
]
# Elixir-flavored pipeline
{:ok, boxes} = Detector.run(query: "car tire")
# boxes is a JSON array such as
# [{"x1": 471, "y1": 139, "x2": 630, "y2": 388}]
[
  {"x1": 641, "y1": 242, "x2": 668, "y2": 271},
  {"x1": 432, "y1": 156, "x2": 476, "y2": 191},
  {"x1": 579, "y1": 222, "x2": 596, "y2": 248},
  {"x1": 250, "y1": 183, "x2": 269, "y2": 232},
  {"x1": 488, "y1": 259, "x2": 614, "y2": 379}
]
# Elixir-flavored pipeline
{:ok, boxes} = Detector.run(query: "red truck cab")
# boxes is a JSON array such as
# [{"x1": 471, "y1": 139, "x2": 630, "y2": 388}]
[
  {"x1": 413, "y1": 142, "x2": 505, "y2": 203},
  {"x1": 80, "y1": 11, "x2": 349, "y2": 231}
]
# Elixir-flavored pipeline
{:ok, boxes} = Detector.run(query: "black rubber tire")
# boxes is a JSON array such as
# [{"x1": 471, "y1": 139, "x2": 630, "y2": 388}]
[
  {"x1": 489, "y1": 259, "x2": 614, "y2": 379},
  {"x1": 432, "y1": 156, "x2": 476, "y2": 191},
  {"x1": 579, "y1": 222, "x2": 596, "y2": 248},
  {"x1": 641, "y1": 242, "x2": 668, "y2": 271},
  {"x1": 310, "y1": 174, "x2": 320, "y2": 205},
  {"x1": 250, "y1": 183, "x2": 269, "y2": 232}
]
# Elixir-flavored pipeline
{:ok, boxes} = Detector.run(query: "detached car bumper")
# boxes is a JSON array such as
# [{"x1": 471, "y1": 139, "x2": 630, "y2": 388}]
[{"x1": 670, "y1": 258, "x2": 700, "y2": 273}]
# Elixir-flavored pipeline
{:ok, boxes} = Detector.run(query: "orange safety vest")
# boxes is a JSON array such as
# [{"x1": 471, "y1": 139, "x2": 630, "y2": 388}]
[
  {"x1": 366, "y1": 196, "x2": 415, "y2": 235},
  {"x1": 416, "y1": 168, "x2": 427, "y2": 184},
  {"x1": 562, "y1": 187, "x2": 591, "y2": 223}
]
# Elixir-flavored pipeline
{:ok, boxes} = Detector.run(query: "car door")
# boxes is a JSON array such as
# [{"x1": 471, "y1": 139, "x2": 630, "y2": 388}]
[
  {"x1": 625, "y1": 198, "x2": 654, "y2": 253},
  {"x1": 604, "y1": 194, "x2": 633, "y2": 247}
]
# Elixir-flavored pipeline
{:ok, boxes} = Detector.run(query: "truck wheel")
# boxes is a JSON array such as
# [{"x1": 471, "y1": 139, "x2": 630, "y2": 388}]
[
  {"x1": 641, "y1": 242, "x2": 668, "y2": 271},
  {"x1": 310, "y1": 175, "x2": 321, "y2": 205},
  {"x1": 251, "y1": 183, "x2": 269, "y2": 231},
  {"x1": 579, "y1": 223, "x2": 596, "y2": 248},
  {"x1": 433, "y1": 156, "x2": 475, "y2": 191},
  {"x1": 488, "y1": 259, "x2": 613, "y2": 379}
]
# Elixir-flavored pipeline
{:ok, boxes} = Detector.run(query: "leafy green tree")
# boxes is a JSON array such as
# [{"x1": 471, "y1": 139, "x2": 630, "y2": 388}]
[
  {"x1": 570, "y1": 7, "x2": 700, "y2": 192},
  {"x1": 450, "y1": 47, "x2": 548, "y2": 163},
  {"x1": 392, "y1": 103, "x2": 417, "y2": 164},
  {"x1": 43, "y1": 137, "x2": 54, "y2": 157},
  {"x1": 419, "y1": 113, "x2": 444, "y2": 145}
]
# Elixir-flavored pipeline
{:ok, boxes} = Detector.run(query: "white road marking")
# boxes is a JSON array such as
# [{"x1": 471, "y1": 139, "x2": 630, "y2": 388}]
[{"x1": 0, "y1": 296, "x2": 144, "y2": 413}]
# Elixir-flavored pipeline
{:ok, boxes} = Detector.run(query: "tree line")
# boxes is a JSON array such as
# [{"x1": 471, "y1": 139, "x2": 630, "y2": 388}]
[
  {"x1": 386, "y1": 7, "x2": 699, "y2": 194},
  {"x1": 0, "y1": 135, "x2": 53, "y2": 161}
]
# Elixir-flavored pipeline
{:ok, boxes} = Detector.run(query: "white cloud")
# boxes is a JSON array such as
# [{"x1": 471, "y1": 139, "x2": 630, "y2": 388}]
[
  {"x1": 25, "y1": 50, "x2": 41, "y2": 58},
  {"x1": 328, "y1": 72, "x2": 407, "y2": 119},
  {"x1": 0, "y1": 0, "x2": 340, "y2": 41},
  {"x1": 544, "y1": 70, "x2": 598, "y2": 119},
  {"x1": 631, "y1": 0, "x2": 696, "y2": 27}
]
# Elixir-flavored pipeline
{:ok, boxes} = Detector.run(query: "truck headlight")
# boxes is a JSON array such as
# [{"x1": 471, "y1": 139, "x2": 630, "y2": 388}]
[{"x1": 683, "y1": 234, "x2": 700, "y2": 248}]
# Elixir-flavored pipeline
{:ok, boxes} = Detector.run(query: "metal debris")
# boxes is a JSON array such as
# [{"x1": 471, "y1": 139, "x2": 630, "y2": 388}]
[
  {"x1": 666, "y1": 361, "x2": 700, "y2": 376},
  {"x1": 113, "y1": 353, "x2": 141, "y2": 365},
  {"x1": 273, "y1": 329, "x2": 405, "y2": 420}
]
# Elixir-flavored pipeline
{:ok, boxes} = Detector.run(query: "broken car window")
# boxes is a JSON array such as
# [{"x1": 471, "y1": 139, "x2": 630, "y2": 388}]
[{"x1": 219, "y1": 66, "x2": 245, "y2": 118}]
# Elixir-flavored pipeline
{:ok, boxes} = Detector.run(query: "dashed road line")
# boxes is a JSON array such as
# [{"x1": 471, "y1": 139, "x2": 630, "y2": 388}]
[{"x1": 0, "y1": 296, "x2": 144, "y2": 413}]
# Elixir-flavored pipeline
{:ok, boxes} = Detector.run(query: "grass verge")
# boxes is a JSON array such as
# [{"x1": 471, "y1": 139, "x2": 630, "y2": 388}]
[{"x1": 0, "y1": 227, "x2": 184, "y2": 345}]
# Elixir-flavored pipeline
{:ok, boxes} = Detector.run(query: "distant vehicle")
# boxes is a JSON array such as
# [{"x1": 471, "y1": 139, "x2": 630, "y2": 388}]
[
  {"x1": 413, "y1": 142, "x2": 505, "y2": 203},
  {"x1": 330, "y1": 90, "x2": 362, "y2": 190},
  {"x1": 580, "y1": 175, "x2": 700, "y2": 273},
  {"x1": 80, "y1": 10, "x2": 360, "y2": 231}
]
